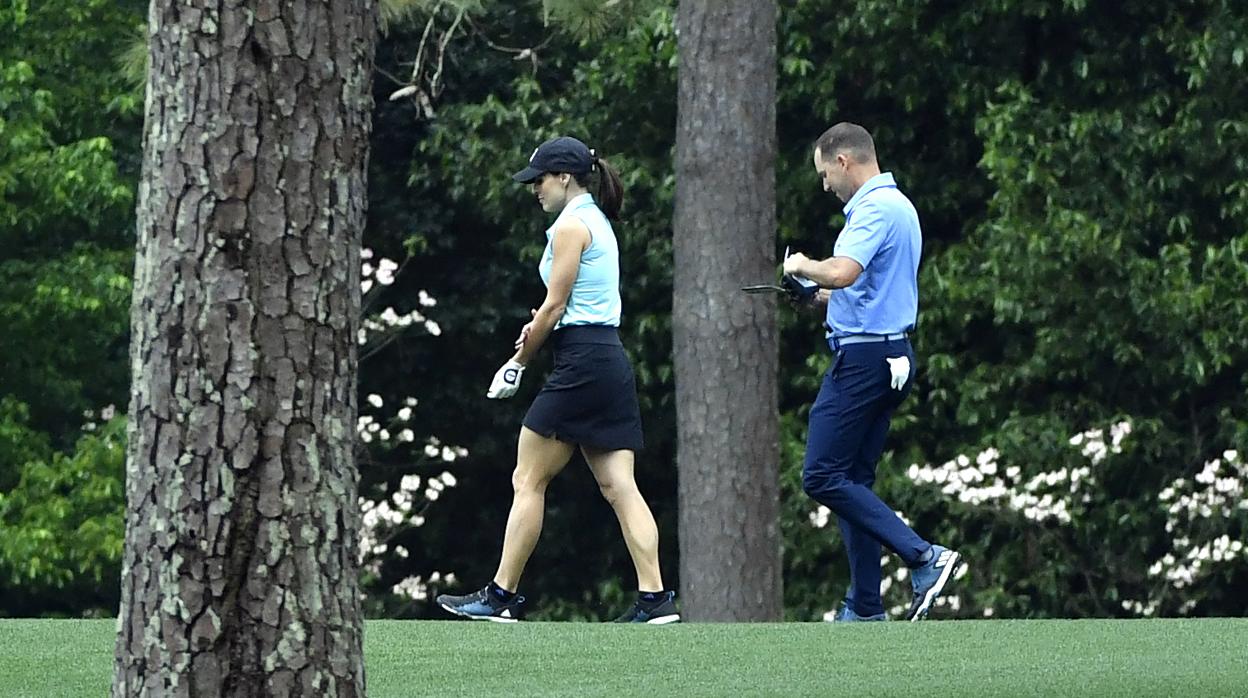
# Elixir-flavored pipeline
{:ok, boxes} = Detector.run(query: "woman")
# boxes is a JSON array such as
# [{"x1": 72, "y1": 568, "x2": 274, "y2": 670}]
[{"x1": 436, "y1": 136, "x2": 679, "y2": 624}]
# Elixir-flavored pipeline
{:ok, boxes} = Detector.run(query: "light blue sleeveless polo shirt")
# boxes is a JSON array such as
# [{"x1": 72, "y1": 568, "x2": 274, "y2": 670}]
[{"x1": 538, "y1": 193, "x2": 622, "y2": 329}]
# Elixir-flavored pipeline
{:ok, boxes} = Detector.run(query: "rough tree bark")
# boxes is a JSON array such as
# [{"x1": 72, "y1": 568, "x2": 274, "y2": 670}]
[
  {"x1": 673, "y1": 0, "x2": 782, "y2": 621},
  {"x1": 114, "y1": 2, "x2": 377, "y2": 695}
]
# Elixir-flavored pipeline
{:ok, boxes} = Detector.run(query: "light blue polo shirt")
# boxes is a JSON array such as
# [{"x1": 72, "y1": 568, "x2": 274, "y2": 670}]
[
  {"x1": 825, "y1": 172, "x2": 921, "y2": 338},
  {"x1": 538, "y1": 193, "x2": 622, "y2": 329}
]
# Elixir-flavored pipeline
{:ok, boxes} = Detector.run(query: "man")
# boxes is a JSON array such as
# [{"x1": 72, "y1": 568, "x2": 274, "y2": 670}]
[{"x1": 783, "y1": 122, "x2": 962, "y2": 622}]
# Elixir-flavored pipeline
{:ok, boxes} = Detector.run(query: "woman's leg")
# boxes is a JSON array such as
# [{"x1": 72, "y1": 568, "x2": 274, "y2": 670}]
[
  {"x1": 582, "y1": 446, "x2": 663, "y2": 591},
  {"x1": 492, "y1": 426, "x2": 576, "y2": 591}
]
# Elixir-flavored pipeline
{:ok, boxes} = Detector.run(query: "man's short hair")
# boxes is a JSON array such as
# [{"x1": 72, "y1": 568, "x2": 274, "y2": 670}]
[{"x1": 815, "y1": 123, "x2": 876, "y2": 164}]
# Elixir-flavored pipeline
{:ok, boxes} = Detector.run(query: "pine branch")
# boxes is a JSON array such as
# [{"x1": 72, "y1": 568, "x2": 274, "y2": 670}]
[
  {"x1": 541, "y1": 0, "x2": 660, "y2": 38},
  {"x1": 117, "y1": 30, "x2": 148, "y2": 89}
]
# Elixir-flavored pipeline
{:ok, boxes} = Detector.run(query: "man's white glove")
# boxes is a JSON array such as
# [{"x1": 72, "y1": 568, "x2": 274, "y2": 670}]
[
  {"x1": 886, "y1": 356, "x2": 911, "y2": 391},
  {"x1": 487, "y1": 360, "x2": 525, "y2": 399}
]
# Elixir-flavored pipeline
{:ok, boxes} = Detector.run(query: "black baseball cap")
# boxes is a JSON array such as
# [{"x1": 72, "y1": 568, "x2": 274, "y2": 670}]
[{"x1": 512, "y1": 136, "x2": 595, "y2": 184}]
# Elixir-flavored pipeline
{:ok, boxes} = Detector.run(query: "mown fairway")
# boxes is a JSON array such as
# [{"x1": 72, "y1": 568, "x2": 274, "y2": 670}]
[{"x1": 2, "y1": 618, "x2": 1246, "y2": 696}]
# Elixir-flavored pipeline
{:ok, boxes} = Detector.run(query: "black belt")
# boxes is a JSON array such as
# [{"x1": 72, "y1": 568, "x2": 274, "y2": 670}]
[{"x1": 551, "y1": 324, "x2": 622, "y2": 348}]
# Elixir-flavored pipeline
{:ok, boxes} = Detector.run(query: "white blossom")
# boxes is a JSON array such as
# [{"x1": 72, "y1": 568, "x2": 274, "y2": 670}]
[
  {"x1": 809, "y1": 505, "x2": 831, "y2": 529},
  {"x1": 392, "y1": 576, "x2": 428, "y2": 601},
  {"x1": 376, "y1": 258, "x2": 398, "y2": 286}
]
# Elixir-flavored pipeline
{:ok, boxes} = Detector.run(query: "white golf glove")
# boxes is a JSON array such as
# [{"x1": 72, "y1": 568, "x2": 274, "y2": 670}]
[
  {"x1": 487, "y1": 359, "x2": 525, "y2": 399},
  {"x1": 886, "y1": 356, "x2": 911, "y2": 390}
]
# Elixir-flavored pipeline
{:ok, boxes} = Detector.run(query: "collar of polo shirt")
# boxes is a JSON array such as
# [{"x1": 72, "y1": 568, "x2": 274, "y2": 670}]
[{"x1": 843, "y1": 172, "x2": 897, "y2": 216}]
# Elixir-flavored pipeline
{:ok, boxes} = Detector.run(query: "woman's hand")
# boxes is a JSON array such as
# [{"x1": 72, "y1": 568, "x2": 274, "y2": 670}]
[{"x1": 487, "y1": 359, "x2": 526, "y2": 399}]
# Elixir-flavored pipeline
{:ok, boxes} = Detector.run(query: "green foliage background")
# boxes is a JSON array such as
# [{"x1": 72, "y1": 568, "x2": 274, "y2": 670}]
[{"x1": 1, "y1": 0, "x2": 1244, "y2": 619}]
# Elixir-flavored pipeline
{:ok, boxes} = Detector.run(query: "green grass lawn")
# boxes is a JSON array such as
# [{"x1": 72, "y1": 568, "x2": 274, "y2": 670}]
[{"x1": 1, "y1": 618, "x2": 1246, "y2": 696}]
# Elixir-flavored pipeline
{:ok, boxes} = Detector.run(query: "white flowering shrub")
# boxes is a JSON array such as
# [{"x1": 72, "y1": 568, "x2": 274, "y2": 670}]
[
  {"x1": 358, "y1": 248, "x2": 442, "y2": 355},
  {"x1": 902, "y1": 422, "x2": 1130, "y2": 527},
  {"x1": 355, "y1": 248, "x2": 467, "y2": 613},
  {"x1": 1124, "y1": 449, "x2": 1248, "y2": 616},
  {"x1": 798, "y1": 418, "x2": 1248, "y2": 619}
]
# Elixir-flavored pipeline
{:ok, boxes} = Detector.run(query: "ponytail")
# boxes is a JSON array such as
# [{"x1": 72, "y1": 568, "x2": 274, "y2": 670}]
[{"x1": 593, "y1": 156, "x2": 624, "y2": 220}]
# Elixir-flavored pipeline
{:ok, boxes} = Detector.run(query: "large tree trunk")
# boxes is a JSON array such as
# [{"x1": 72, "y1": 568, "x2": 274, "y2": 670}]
[
  {"x1": 673, "y1": 0, "x2": 781, "y2": 621},
  {"x1": 114, "y1": 2, "x2": 377, "y2": 695}
]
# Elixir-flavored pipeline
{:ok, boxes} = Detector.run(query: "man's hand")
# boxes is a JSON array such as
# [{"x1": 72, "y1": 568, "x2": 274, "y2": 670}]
[
  {"x1": 780, "y1": 248, "x2": 819, "y2": 302},
  {"x1": 782, "y1": 251, "x2": 811, "y2": 277},
  {"x1": 782, "y1": 249, "x2": 864, "y2": 290},
  {"x1": 886, "y1": 356, "x2": 911, "y2": 390},
  {"x1": 514, "y1": 309, "x2": 538, "y2": 350},
  {"x1": 487, "y1": 359, "x2": 526, "y2": 399},
  {"x1": 790, "y1": 288, "x2": 830, "y2": 311}
]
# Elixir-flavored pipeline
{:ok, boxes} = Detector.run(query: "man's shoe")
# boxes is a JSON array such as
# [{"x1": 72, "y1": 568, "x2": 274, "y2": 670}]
[
  {"x1": 614, "y1": 591, "x2": 681, "y2": 624},
  {"x1": 906, "y1": 544, "x2": 964, "y2": 621},
  {"x1": 436, "y1": 586, "x2": 524, "y2": 623},
  {"x1": 824, "y1": 600, "x2": 887, "y2": 622}
]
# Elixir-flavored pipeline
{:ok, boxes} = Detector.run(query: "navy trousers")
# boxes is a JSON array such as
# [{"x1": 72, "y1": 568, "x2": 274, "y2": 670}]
[{"x1": 802, "y1": 338, "x2": 930, "y2": 617}]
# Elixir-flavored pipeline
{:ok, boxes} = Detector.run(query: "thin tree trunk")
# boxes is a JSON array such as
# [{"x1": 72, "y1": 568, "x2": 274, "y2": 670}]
[
  {"x1": 114, "y1": 2, "x2": 377, "y2": 695},
  {"x1": 673, "y1": 0, "x2": 782, "y2": 621}
]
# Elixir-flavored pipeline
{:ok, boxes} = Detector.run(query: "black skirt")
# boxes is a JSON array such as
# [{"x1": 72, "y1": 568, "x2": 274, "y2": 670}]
[{"x1": 522, "y1": 325, "x2": 644, "y2": 451}]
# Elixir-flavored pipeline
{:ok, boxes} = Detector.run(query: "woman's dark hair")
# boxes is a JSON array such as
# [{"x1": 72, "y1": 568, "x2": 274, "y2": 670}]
[{"x1": 572, "y1": 155, "x2": 624, "y2": 220}]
